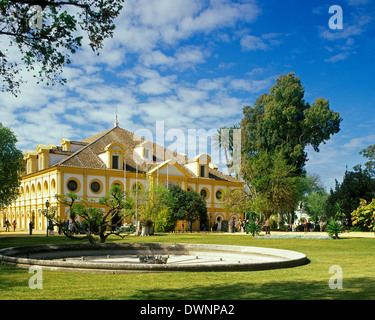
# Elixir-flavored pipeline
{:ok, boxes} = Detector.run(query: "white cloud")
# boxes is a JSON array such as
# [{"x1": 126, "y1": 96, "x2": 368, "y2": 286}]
[
  {"x1": 324, "y1": 52, "x2": 351, "y2": 62},
  {"x1": 240, "y1": 35, "x2": 268, "y2": 51},
  {"x1": 0, "y1": 0, "x2": 264, "y2": 155},
  {"x1": 240, "y1": 33, "x2": 284, "y2": 51},
  {"x1": 305, "y1": 133, "x2": 375, "y2": 190},
  {"x1": 137, "y1": 70, "x2": 177, "y2": 95},
  {"x1": 319, "y1": 25, "x2": 363, "y2": 41},
  {"x1": 113, "y1": 0, "x2": 260, "y2": 52}
]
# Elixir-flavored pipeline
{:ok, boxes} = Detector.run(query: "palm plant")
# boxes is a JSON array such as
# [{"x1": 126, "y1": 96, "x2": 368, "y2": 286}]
[
  {"x1": 212, "y1": 125, "x2": 240, "y2": 176},
  {"x1": 326, "y1": 220, "x2": 344, "y2": 239},
  {"x1": 245, "y1": 221, "x2": 261, "y2": 237}
]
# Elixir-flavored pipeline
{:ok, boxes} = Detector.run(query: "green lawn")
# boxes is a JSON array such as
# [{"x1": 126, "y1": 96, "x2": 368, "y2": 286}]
[{"x1": 0, "y1": 233, "x2": 374, "y2": 300}]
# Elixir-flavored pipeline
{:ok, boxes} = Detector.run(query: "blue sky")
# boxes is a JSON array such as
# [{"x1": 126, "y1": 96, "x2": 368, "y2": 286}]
[{"x1": 1, "y1": 0, "x2": 375, "y2": 190}]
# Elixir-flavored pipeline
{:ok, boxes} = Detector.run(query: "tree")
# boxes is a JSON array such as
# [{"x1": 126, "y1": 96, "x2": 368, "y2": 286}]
[
  {"x1": 47, "y1": 185, "x2": 134, "y2": 243},
  {"x1": 326, "y1": 166, "x2": 375, "y2": 227},
  {"x1": 212, "y1": 125, "x2": 241, "y2": 176},
  {"x1": 0, "y1": 0, "x2": 125, "y2": 95},
  {"x1": 303, "y1": 190, "x2": 329, "y2": 224},
  {"x1": 299, "y1": 174, "x2": 329, "y2": 224},
  {"x1": 169, "y1": 185, "x2": 208, "y2": 232},
  {"x1": 241, "y1": 150, "x2": 299, "y2": 221},
  {"x1": 359, "y1": 144, "x2": 375, "y2": 176},
  {"x1": 0, "y1": 123, "x2": 25, "y2": 209},
  {"x1": 222, "y1": 187, "x2": 253, "y2": 219},
  {"x1": 138, "y1": 184, "x2": 177, "y2": 235},
  {"x1": 241, "y1": 73, "x2": 342, "y2": 175}
]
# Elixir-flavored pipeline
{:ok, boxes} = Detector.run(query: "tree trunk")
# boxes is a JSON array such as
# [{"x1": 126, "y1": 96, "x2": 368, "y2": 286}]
[
  {"x1": 86, "y1": 232, "x2": 96, "y2": 244},
  {"x1": 289, "y1": 209, "x2": 295, "y2": 224},
  {"x1": 99, "y1": 233, "x2": 106, "y2": 243}
]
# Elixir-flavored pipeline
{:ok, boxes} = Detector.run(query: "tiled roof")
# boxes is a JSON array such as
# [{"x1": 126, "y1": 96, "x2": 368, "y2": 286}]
[{"x1": 52, "y1": 126, "x2": 239, "y2": 182}]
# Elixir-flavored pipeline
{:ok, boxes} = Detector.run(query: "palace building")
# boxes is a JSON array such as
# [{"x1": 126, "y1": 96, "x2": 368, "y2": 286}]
[{"x1": 1, "y1": 124, "x2": 243, "y2": 232}]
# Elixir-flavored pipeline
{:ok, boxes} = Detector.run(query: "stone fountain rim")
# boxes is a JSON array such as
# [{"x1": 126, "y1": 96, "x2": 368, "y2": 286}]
[{"x1": 0, "y1": 242, "x2": 308, "y2": 273}]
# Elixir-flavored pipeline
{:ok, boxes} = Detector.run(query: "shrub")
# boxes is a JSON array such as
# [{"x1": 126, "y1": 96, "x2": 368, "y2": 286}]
[
  {"x1": 351, "y1": 199, "x2": 375, "y2": 232},
  {"x1": 350, "y1": 226, "x2": 363, "y2": 232},
  {"x1": 246, "y1": 222, "x2": 261, "y2": 237},
  {"x1": 326, "y1": 220, "x2": 344, "y2": 239}
]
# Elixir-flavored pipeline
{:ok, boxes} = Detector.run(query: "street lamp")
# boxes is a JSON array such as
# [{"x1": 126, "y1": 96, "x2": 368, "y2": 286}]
[{"x1": 45, "y1": 199, "x2": 50, "y2": 237}]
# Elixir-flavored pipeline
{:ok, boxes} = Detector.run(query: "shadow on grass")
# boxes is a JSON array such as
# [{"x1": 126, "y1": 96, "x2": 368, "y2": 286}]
[{"x1": 125, "y1": 277, "x2": 375, "y2": 300}]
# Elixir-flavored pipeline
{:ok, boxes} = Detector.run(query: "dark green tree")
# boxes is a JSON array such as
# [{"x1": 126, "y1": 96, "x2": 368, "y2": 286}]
[
  {"x1": 0, "y1": 123, "x2": 25, "y2": 209},
  {"x1": 0, "y1": 0, "x2": 125, "y2": 95},
  {"x1": 241, "y1": 73, "x2": 342, "y2": 175},
  {"x1": 359, "y1": 144, "x2": 375, "y2": 176},
  {"x1": 169, "y1": 185, "x2": 208, "y2": 232},
  {"x1": 326, "y1": 166, "x2": 375, "y2": 227}
]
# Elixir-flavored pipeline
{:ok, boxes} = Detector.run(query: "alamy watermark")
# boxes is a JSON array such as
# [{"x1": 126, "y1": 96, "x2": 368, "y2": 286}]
[
  {"x1": 131, "y1": 121, "x2": 241, "y2": 176},
  {"x1": 329, "y1": 265, "x2": 343, "y2": 290},
  {"x1": 329, "y1": 5, "x2": 343, "y2": 30},
  {"x1": 28, "y1": 5, "x2": 43, "y2": 30},
  {"x1": 28, "y1": 265, "x2": 43, "y2": 290}
]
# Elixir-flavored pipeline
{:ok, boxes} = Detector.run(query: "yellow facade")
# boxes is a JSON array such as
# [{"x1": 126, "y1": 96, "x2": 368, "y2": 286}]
[{"x1": 1, "y1": 126, "x2": 243, "y2": 232}]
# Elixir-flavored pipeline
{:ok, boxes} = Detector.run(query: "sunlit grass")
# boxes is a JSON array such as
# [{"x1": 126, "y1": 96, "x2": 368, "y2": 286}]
[{"x1": 0, "y1": 233, "x2": 374, "y2": 300}]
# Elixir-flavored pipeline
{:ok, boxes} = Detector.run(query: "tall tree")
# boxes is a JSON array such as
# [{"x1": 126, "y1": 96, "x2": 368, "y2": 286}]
[
  {"x1": 0, "y1": 0, "x2": 125, "y2": 95},
  {"x1": 241, "y1": 73, "x2": 342, "y2": 175},
  {"x1": 0, "y1": 123, "x2": 25, "y2": 209},
  {"x1": 359, "y1": 144, "x2": 375, "y2": 176},
  {"x1": 240, "y1": 150, "x2": 298, "y2": 221},
  {"x1": 212, "y1": 125, "x2": 241, "y2": 176}
]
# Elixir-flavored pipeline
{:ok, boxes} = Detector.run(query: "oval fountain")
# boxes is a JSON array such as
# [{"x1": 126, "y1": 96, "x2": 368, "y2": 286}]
[{"x1": 0, "y1": 243, "x2": 308, "y2": 274}]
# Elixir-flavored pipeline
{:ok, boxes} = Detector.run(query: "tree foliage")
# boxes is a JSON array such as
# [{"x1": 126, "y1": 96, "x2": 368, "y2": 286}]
[
  {"x1": 0, "y1": 123, "x2": 25, "y2": 209},
  {"x1": 300, "y1": 174, "x2": 329, "y2": 223},
  {"x1": 138, "y1": 184, "x2": 177, "y2": 233},
  {"x1": 240, "y1": 150, "x2": 299, "y2": 220},
  {"x1": 326, "y1": 220, "x2": 344, "y2": 239},
  {"x1": 351, "y1": 198, "x2": 375, "y2": 232},
  {"x1": 212, "y1": 125, "x2": 241, "y2": 176},
  {"x1": 325, "y1": 166, "x2": 375, "y2": 227},
  {"x1": 222, "y1": 187, "x2": 253, "y2": 217},
  {"x1": 0, "y1": 0, "x2": 125, "y2": 95},
  {"x1": 359, "y1": 144, "x2": 375, "y2": 176},
  {"x1": 168, "y1": 185, "x2": 208, "y2": 232},
  {"x1": 46, "y1": 185, "x2": 134, "y2": 243},
  {"x1": 241, "y1": 73, "x2": 342, "y2": 175},
  {"x1": 303, "y1": 190, "x2": 329, "y2": 223}
]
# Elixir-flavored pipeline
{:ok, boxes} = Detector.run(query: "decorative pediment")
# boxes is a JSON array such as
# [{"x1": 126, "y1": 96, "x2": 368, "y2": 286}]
[{"x1": 148, "y1": 159, "x2": 191, "y2": 178}]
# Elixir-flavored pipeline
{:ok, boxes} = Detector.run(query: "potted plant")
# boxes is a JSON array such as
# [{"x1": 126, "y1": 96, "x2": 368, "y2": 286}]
[{"x1": 140, "y1": 218, "x2": 153, "y2": 236}]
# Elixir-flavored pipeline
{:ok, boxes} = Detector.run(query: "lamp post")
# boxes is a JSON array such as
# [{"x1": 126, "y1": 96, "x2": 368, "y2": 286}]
[{"x1": 45, "y1": 199, "x2": 50, "y2": 237}]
